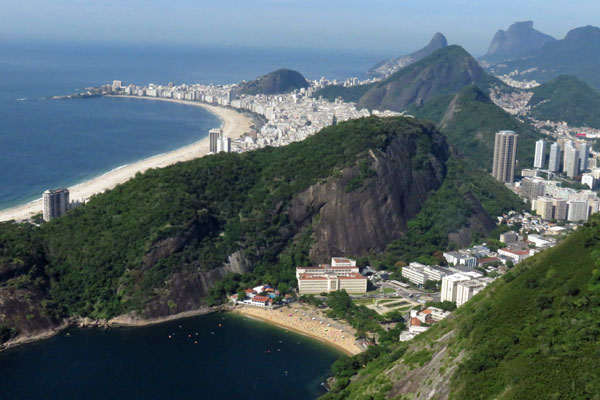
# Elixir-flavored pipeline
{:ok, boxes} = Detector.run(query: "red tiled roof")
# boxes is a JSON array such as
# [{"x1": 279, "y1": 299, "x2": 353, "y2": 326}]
[
  {"x1": 410, "y1": 317, "x2": 421, "y2": 327},
  {"x1": 501, "y1": 248, "x2": 529, "y2": 256},
  {"x1": 252, "y1": 296, "x2": 271, "y2": 302},
  {"x1": 478, "y1": 257, "x2": 500, "y2": 263}
]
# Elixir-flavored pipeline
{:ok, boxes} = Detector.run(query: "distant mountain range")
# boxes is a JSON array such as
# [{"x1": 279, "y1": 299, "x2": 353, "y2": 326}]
[
  {"x1": 528, "y1": 75, "x2": 600, "y2": 129},
  {"x1": 368, "y1": 33, "x2": 448, "y2": 78},
  {"x1": 315, "y1": 45, "x2": 542, "y2": 171},
  {"x1": 484, "y1": 25, "x2": 600, "y2": 90},
  {"x1": 239, "y1": 68, "x2": 309, "y2": 95},
  {"x1": 481, "y1": 21, "x2": 556, "y2": 63}
]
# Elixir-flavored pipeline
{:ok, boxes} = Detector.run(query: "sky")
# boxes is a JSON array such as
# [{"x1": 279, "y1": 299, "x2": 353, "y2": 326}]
[{"x1": 1, "y1": 0, "x2": 598, "y2": 55}]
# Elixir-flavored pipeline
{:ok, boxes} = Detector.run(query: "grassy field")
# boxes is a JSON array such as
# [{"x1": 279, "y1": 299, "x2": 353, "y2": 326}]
[{"x1": 353, "y1": 298, "x2": 375, "y2": 305}]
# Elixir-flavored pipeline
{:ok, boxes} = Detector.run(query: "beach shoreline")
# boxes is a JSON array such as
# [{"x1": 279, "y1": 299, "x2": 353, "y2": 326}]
[
  {"x1": 0, "y1": 96, "x2": 252, "y2": 222},
  {"x1": 233, "y1": 305, "x2": 363, "y2": 356}
]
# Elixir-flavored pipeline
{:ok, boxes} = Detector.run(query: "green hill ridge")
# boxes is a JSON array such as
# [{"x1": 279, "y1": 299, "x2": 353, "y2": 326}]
[
  {"x1": 321, "y1": 214, "x2": 600, "y2": 400},
  {"x1": 529, "y1": 75, "x2": 600, "y2": 129},
  {"x1": 409, "y1": 85, "x2": 543, "y2": 170},
  {"x1": 315, "y1": 45, "x2": 499, "y2": 112},
  {"x1": 239, "y1": 68, "x2": 309, "y2": 95}
]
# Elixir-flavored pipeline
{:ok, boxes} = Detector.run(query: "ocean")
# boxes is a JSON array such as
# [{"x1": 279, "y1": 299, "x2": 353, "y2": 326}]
[
  {"x1": 0, "y1": 42, "x2": 388, "y2": 210},
  {"x1": 0, "y1": 312, "x2": 342, "y2": 399}
]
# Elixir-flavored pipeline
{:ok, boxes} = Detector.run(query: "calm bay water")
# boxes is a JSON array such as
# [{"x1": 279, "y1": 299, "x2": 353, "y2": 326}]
[
  {"x1": 0, "y1": 42, "x2": 385, "y2": 398},
  {"x1": 0, "y1": 42, "x2": 387, "y2": 209},
  {"x1": 0, "y1": 313, "x2": 341, "y2": 399}
]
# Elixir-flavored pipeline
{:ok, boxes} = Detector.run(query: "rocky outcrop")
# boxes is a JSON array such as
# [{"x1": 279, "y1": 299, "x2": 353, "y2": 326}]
[
  {"x1": 369, "y1": 33, "x2": 448, "y2": 78},
  {"x1": 483, "y1": 21, "x2": 556, "y2": 62},
  {"x1": 140, "y1": 250, "x2": 251, "y2": 319},
  {"x1": 239, "y1": 69, "x2": 309, "y2": 95},
  {"x1": 290, "y1": 128, "x2": 449, "y2": 262}
]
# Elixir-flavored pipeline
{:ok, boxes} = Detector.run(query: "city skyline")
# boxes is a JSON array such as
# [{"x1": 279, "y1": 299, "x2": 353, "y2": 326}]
[{"x1": 2, "y1": 1, "x2": 599, "y2": 54}]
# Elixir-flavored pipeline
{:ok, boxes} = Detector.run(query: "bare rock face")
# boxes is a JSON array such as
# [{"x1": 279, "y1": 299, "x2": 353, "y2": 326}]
[
  {"x1": 483, "y1": 21, "x2": 556, "y2": 62},
  {"x1": 290, "y1": 129, "x2": 449, "y2": 263},
  {"x1": 140, "y1": 250, "x2": 251, "y2": 319}
]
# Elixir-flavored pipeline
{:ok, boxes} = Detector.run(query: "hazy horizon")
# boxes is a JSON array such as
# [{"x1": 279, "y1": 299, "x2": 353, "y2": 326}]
[{"x1": 1, "y1": 0, "x2": 598, "y2": 57}]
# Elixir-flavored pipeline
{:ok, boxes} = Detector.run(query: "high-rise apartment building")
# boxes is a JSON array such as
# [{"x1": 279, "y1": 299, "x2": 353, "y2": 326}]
[
  {"x1": 563, "y1": 141, "x2": 579, "y2": 178},
  {"x1": 492, "y1": 130, "x2": 518, "y2": 183},
  {"x1": 534, "y1": 139, "x2": 546, "y2": 169},
  {"x1": 579, "y1": 142, "x2": 590, "y2": 172},
  {"x1": 567, "y1": 200, "x2": 588, "y2": 222},
  {"x1": 209, "y1": 129, "x2": 222, "y2": 153},
  {"x1": 548, "y1": 142, "x2": 561, "y2": 172},
  {"x1": 535, "y1": 197, "x2": 554, "y2": 220},
  {"x1": 552, "y1": 199, "x2": 568, "y2": 220},
  {"x1": 43, "y1": 188, "x2": 70, "y2": 221},
  {"x1": 217, "y1": 136, "x2": 231, "y2": 153}
]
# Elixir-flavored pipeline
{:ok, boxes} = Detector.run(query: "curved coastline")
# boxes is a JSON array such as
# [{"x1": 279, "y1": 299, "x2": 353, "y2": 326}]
[{"x1": 0, "y1": 97, "x2": 252, "y2": 222}]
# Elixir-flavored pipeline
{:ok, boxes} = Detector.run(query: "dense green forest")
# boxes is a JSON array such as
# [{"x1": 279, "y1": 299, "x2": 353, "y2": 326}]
[
  {"x1": 320, "y1": 214, "x2": 600, "y2": 400},
  {"x1": 529, "y1": 75, "x2": 600, "y2": 129},
  {"x1": 409, "y1": 85, "x2": 543, "y2": 170}
]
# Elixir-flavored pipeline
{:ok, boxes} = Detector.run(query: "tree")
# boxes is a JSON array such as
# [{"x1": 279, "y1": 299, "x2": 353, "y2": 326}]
[
  {"x1": 236, "y1": 290, "x2": 246, "y2": 302},
  {"x1": 424, "y1": 279, "x2": 440, "y2": 291},
  {"x1": 278, "y1": 282, "x2": 289, "y2": 296}
]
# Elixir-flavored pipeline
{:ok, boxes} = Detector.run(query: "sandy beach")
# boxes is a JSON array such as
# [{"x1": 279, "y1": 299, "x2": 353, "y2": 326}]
[
  {"x1": 0, "y1": 96, "x2": 252, "y2": 222},
  {"x1": 234, "y1": 304, "x2": 363, "y2": 355}
]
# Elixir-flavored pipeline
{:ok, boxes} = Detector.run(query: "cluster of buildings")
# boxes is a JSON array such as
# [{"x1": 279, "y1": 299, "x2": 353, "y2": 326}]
[
  {"x1": 231, "y1": 284, "x2": 289, "y2": 307},
  {"x1": 533, "y1": 138, "x2": 594, "y2": 179},
  {"x1": 90, "y1": 79, "x2": 400, "y2": 154},
  {"x1": 400, "y1": 307, "x2": 451, "y2": 341},
  {"x1": 491, "y1": 130, "x2": 600, "y2": 222},
  {"x1": 208, "y1": 128, "x2": 231, "y2": 154},
  {"x1": 296, "y1": 258, "x2": 367, "y2": 294}
]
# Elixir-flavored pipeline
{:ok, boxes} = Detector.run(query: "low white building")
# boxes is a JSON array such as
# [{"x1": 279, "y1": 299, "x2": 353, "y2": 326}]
[
  {"x1": 443, "y1": 251, "x2": 477, "y2": 268},
  {"x1": 401, "y1": 263, "x2": 448, "y2": 287},
  {"x1": 498, "y1": 248, "x2": 531, "y2": 264}
]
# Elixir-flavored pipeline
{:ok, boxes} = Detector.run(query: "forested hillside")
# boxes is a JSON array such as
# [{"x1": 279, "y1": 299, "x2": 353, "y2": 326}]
[
  {"x1": 321, "y1": 214, "x2": 600, "y2": 400},
  {"x1": 0, "y1": 116, "x2": 521, "y2": 344}
]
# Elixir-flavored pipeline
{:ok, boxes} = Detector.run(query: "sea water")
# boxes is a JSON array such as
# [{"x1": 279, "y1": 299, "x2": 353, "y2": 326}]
[
  {"x1": 0, "y1": 312, "x2": 342, "y2": 399},
  {"x1": 0, "y1": 42, "x2": 387, "y2": 209}
]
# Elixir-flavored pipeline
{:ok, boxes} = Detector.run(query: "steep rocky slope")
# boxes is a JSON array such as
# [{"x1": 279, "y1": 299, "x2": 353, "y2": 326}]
[
  {"x1": 481, "y1": 21, "x2": 556, "y2": 63},
  {"x1": 486, "y1": 25, "x2": 600, "y2": 90}
]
